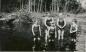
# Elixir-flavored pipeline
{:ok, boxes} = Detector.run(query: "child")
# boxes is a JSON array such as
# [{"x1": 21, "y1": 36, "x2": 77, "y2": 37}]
[
  {"x1": 69, "y1": 19, "x2": 78, "y2": 51},
  {"x1": 70, "y1": 19, "x2": 78, "y2": 40},
  {"x1": 32, "y1": 19, "x2": 41, "y2": 51},
  {"x1": 57, "y1": 17, "x2": 66, "y2": 40},
  {"x1": 48, "y1": 18, "x2": 57, "y2": 50}
]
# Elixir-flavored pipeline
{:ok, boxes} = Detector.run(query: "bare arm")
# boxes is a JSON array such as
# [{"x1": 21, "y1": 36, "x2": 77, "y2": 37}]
[
  {"x1": 32, "y1": 24, "x2": 36, "y2": 41},
  {"x1": 47, "y1": 28, "x2": 50, "y2": 38},
  {"x1": 57, "y1": 19, "x2": 66, "y2": 28},
  {"x1": 39, "y1": 25, "x2": 41, "y2": 36},
  {"x1": 55, "y1": 26, "x2": 57, "y2": 38},
  {"x1": 70, "y1": 25, "x2": 78, "y2": 33},
  {"x1": 70, "y1": 26, "x2": 72, "y2": 33},
  {"x1": 44, "y1": 18, "x2": 48, "y2": 27},
  {"x1": 45, "y1": 29, "x2": 49, "y2": 43},
  {"x1": 57, "y1": 19, "x2": 63, "y2": 28},
  {"x1": 61, "y1": 19, "x2": 66, "y2": 28},
  {"x1": 57, "y1": 19, "x2": 61, "y2": 28},
  {"x1": 72, "y1": 25, "x2": 78, "y2": 33},
  {"x1": 32, "y1": 24, "x2": 35, "y2": 36}
]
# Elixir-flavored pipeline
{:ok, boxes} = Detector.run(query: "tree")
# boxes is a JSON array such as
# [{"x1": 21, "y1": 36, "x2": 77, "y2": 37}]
[
  {"x1": 0, "y1": 0, "x2": 1, "y2": 12},
  {"x1": 33, "y1": 0, "x2": 36, "y2": 12},
  {"x1": 28, "y1": 0, "x2": 31, "y2": 12},
  {"x1": 65, "y1": 0, "x2": 80, "y2": 13}
]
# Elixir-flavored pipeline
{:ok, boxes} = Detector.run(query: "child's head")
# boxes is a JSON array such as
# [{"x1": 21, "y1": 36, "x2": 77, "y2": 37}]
[
  {"x1": 35, "y1": 18, "x2": 40, "y2": 25},
  {"x1": 50, "y1": 21, "x2": 55, "y2": 27},
  {"x1": 72, "y1": 19, "x2": 77, "y2": 24},
  {"x1": 50, "y1": 18, "x2": 55, "y2": 26},
  {"x1": 58, "y1": 17, "x2": 64, "y2": 22}
]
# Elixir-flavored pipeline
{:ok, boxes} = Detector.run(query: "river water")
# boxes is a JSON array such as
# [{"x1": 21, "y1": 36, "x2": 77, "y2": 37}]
[
  {"x1": 0, "y1": 22, "x2": 33, "y2": 51},
  {"x1": 0, "y1": 17, "x2": 78, "y2": 52}
]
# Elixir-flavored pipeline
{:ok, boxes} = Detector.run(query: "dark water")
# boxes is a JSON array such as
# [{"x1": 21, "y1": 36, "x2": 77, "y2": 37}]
[
  {"x1": 0, "y1": 23, "x2": 33, "y2": 51},
  {"x1": 0, "y1": 21, "x2": 76, "y2": 52}
]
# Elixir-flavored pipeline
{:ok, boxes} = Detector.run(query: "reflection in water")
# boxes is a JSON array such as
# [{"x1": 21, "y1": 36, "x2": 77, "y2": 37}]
[
  {"x1": 0, "y1": 20, "x2": 33, "y2": 51},
  {"x1": 0, "y1": 18, "x2": 78, "y2": 51}
]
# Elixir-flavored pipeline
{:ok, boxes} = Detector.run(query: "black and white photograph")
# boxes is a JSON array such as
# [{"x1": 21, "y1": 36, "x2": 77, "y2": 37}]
[{"x1": 0, "y1": 0, "x2": 85, "y2": 52}]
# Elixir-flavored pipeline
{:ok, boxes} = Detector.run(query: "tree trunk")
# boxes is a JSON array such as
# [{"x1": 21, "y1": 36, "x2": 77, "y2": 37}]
[
  {"x1": 22, "y1": 0, "x2": 23, "y2": 9},
  {"x1": 56, "y1": 0, "x2": 57, "y2": 12},
  {"x1": 52, "y1": 0, "x2": 54, "y2": 12},
  {"x1": 38, "y1": 0, "x2": 41, "y2": 12},
  {"x1": 37, "y1": 0, "x2": 39, "y2": 12},
  {"x1": 28, "y1": 0, "x2": 31, "y2": 12},
  {"x1": 40, "y1": 0, "x2": 42, "y2": 12},
  {"x1": 30, "y1": 0, "x2": 32, "y2": 12},
  {"x1": 54, "y1": 0, "x2": 57, "y2": 12},
  {"x1": 45, "y1": 2, "x2": 46, "y2": 12},
  {"x1": 64, "y1": 0, "x2": 68, "y2": 12},
  {"x1": 0, "y1": 0, "x2": 1, "y2": 12},
  {"x1": 50, "y1": 3, "x2": 52, "y2": 12},
  {"x1": 34, "y1": 0, "x2": 35, "y2": 12}
]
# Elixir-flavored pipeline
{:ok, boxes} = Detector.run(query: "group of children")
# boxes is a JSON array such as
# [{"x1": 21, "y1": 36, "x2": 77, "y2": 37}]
[{"x1": 32, "y1": 14, "x2": 78, "y2": 51}]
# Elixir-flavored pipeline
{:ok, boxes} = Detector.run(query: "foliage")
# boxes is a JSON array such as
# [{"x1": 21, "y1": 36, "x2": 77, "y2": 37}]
[{"x1": 1, "y1": 0, "x2": 82, "y2": 13}]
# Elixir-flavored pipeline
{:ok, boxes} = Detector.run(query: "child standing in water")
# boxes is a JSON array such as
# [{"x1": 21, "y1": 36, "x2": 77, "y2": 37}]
[
  {"x1": 57, "y1": 17, "x2": 66, "y2": 40},
  {"x1": 44, "y1": 17, "x2": 52, "y2": 51},
  {"x1": 70, "y1": 19, "x2": 78, "y2": 41},
  {"x1": 47, "y1": 18, "x2": 57, "y2": 51},
  {"x1": 70, "y1": 19, "x2": 78, "y2": 50},
  {"x1": 56, "y1": 17, "x2": 66, "y2": 50},
  {"x1": 32, "y1": 19, "x2": 41, "y2": 51}
]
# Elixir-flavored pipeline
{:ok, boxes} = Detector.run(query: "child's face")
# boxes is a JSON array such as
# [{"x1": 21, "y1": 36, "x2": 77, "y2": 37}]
[
  {"x1": 50, "y1": 21, "x2": 55, "y2": 26},
  {"x1": 35, "y1": 20, "x2": 39, "y2": 25},
  {"x1": 59, "y1": 18, "x2": 63, "y2": 20}
]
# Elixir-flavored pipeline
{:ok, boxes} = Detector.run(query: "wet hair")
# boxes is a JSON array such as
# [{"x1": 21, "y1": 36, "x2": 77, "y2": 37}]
[
  {"x1": 46, "y1": 18, "x2": 52, "y2": 26},
  {"x1": 57, "y1": 17, "x2": 66, "y2": 27},
  {"x1": 59, "y1": 17, "x2": 64, "y2": 22},
  {"x1": 34, "y1": 18, "x2": 40, "y2": 25}
]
